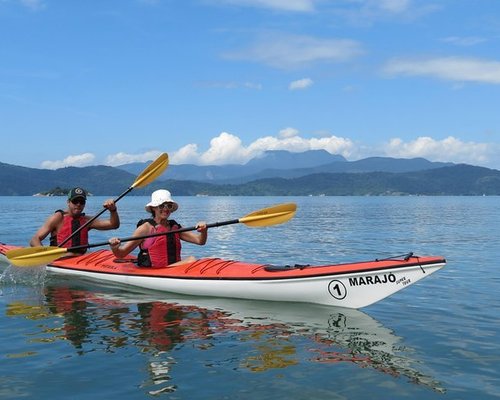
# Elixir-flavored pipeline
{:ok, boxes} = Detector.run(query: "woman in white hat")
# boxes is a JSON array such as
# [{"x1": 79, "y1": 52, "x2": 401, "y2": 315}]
[{"x1": 109, "y1": 189, "x2": 207, "y2": 267}]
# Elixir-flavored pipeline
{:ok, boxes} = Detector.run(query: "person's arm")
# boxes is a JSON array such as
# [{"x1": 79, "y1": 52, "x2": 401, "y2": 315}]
[
  {"x1": 89, "y1": 199, "x2": 120, "y2": 230},
  {"x1": 29, "y1": 213, "x2": 61, "y2": 247},
  {"x1": 108, "y1": 223, "x2": 149, "y2": 258},
  {"x1": 179, "y1": 221, "x2": 208, "y2": 245}
]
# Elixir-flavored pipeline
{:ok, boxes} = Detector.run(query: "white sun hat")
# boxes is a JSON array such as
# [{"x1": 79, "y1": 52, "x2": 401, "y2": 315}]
[{"x1": 145, "y1": 189, "x2": 179, "y2": 213}]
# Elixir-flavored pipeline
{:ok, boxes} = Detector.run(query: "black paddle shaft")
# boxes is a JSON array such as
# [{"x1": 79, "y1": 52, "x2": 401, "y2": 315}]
[{"x1": 66, "y1": 218, "x2": 240, "y2": 252}]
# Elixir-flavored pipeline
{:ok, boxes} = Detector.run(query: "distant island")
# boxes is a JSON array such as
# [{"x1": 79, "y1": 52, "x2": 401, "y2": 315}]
[{"x1": 34, "y1": 187, "x2": 71, "y2": 197}]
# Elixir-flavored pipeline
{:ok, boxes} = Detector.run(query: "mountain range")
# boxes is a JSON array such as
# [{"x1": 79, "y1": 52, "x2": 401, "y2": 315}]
[
  {"x1": 116, "y1": 150, "x2": 453, "y2": 184},
  {"x1": 1, "y1": 150, "x2": 499, "y2": 196}
]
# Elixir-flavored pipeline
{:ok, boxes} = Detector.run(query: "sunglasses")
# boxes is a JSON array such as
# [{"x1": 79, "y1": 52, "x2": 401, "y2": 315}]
[
  {"x1": 158, "y1": 202, "x2": 175, "y2": 211},
  {"x1": 71, "y1": 198, "x2": 86, "y2": 206}
]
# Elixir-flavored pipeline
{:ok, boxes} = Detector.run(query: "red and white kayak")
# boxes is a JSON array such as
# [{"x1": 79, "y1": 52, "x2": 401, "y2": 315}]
[{"x1": 0, "y1": 243, "x2": 445, "y2": 309}]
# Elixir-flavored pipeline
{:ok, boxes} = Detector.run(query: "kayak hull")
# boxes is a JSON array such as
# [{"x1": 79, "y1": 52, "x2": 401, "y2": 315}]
[{"x1": 0, "y1": 244, "x2": 445, "y2": 308}]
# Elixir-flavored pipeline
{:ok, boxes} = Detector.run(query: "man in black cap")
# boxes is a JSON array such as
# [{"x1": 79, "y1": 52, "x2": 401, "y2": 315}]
[{"x1": 30, "y1": 187, "x2": 120, "y2": 254}]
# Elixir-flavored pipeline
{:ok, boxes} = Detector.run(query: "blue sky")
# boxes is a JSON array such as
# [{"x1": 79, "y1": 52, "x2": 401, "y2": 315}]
[{"x1": 1, "y1": 0, "x2": 500, "y2": 170}]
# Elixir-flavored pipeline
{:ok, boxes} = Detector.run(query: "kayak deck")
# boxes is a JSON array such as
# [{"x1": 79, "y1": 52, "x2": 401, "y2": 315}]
[{"x1": 43, "y1": 249, "x2": 445, "y2": 280}]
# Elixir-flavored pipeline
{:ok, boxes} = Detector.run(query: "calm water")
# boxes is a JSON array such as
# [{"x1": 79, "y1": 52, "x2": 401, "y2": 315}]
[{"x1": 1, "y1": 196, "x2": 499, "y2": 399}]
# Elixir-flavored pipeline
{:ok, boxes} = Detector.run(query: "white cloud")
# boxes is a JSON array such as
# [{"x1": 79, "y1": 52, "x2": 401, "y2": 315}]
[
  {"x1": 167, "y1": 130, "x2": 356, "y2": 165},
  {"x1": 168, "y1": 132, "x2": 497, "y2": 169},
  {"x1": 18, "y1": 0, "x2": 45, "y2": 11},
  {"x1": 211, "y1": 0, "x2": 438, "y2": 27},
  {"x1": 279, "y1": 127, "x2": 299, "y2": 138},
  {"x1": 200, "y1": 132, "x2": 251, "y2": 165},
  {"x1": 383, "y1": 56, "x2": 500, "y2": 84},
  {"x1": 289, "y1": 78, "x2": 314, "y2": 90},
  {"x1": 217, "y1": 0, "x2": 417, "y2": 16},
  {"x1": 224, "y1": 33, "x2": 364, "y2": 70},
  {"x1": 376, "y1": 0, "x2": 411, "y2": 13},
  {"x1": 334, "y1": 0, "x2": 439, "y2": 26},
  {"x1": 246, "y1": 133, "x2": 356, "y2": 160},
  {"x1": 41, "y1": 153, "x2": 96, "y2": 170},
  {"x1": 105, "y1": 150, "x2": 164, "y2": 166},
  {"x1": 241, "y1": 81, "x2": 263, "y2": 90},
  {"x1": 169, "y1": 133, "x2": 250, "y2": 165},
  {"x1": 383, "y1": 136, "x2": 497, "y2": 166},
  {"x1": 216, "y1": 0, "x2": 316, "y2": 12},
  {"x1": 441, "y1": 36, "x2": 487, "y2": 47},
  {"x1": 44, "y1": 133, "x2": 499, "y2": 171},
  {"x1": 170, "y1": 144, "x2": 200, "y2": 164}
]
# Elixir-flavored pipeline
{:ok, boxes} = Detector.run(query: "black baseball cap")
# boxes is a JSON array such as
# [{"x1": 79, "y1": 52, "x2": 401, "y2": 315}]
[{"x1": 68, "y1": 187, "x2": 87, "y2": 201}]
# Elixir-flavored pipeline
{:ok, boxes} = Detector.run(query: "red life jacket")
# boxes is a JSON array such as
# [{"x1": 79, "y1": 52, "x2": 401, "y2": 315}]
[
  {"x1": 50, "y1": 210, "x2": 89, "y2": 254},
  {"x1": 138, "y1": 219, "x2": 182, "y2": 268}
]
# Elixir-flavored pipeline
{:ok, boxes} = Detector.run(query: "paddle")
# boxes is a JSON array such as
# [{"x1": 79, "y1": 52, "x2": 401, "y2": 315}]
[
  {"x1": 6, "y1": 203, "x2": 297, "y2": 267},
  {"x1": 58, "y1": 153, "x2": 169, "y2": 247}
]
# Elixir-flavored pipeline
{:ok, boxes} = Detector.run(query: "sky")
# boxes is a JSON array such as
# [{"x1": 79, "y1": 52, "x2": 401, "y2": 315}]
[{"x1": 1, "y1": 0, "x2": 500, "y2": 170}]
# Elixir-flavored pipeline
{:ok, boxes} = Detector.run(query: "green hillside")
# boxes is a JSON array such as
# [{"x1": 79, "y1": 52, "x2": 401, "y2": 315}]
[{"x1": 1, "y1": 162, "x2": 499, "y2": 196}]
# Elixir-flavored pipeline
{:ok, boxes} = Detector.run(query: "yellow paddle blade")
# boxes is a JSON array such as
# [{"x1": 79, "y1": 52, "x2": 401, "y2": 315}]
[
  {"x1": 6, "y1": 246, "x2": 68, "y2": 267},
  {"x1": 239, "y1": 203, "x2": 297, "y2": 227},
  {"x1": 6, "y1": 302, "x2": 51, "y2": 319},
  {"x1": 131, "y1": 152, "x2": 169, "y2": 189}
]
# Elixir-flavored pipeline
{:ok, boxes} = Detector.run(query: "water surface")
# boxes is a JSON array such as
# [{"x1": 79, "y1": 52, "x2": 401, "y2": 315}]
[{"x1": 1, "y1": 196, "x2": 499, "y2": 399}]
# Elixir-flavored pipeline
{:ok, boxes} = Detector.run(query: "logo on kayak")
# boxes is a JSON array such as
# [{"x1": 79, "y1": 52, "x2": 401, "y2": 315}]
[
  {"x1": 349, "y1": 273, "x2": 396, "y2": 287},
  {"x1": 328, "y1": 280, "x2": 347, "y2": 300}
]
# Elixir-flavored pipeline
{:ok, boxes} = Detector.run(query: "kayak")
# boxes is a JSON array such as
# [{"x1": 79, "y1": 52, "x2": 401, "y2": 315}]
[{"x1": 0, "y1": 243, "x2": 445, "y2": 309}]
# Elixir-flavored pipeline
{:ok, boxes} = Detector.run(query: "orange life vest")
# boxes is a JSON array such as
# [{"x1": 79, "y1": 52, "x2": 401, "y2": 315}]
[
  {"x1": 137, "y1": 219, "x2": 182, "y2": 267},
  {"x1": 50, "y1": 210, "x2": 89, "y2": 254}
]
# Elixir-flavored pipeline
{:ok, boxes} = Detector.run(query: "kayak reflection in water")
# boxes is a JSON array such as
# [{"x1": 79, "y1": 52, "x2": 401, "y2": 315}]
[
  {"x1": 109, "y1": 189, "x2": 207, "y2": 267},
  {"x1": 4, "y1": 284, "x2": 445, "y2": 394}
]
